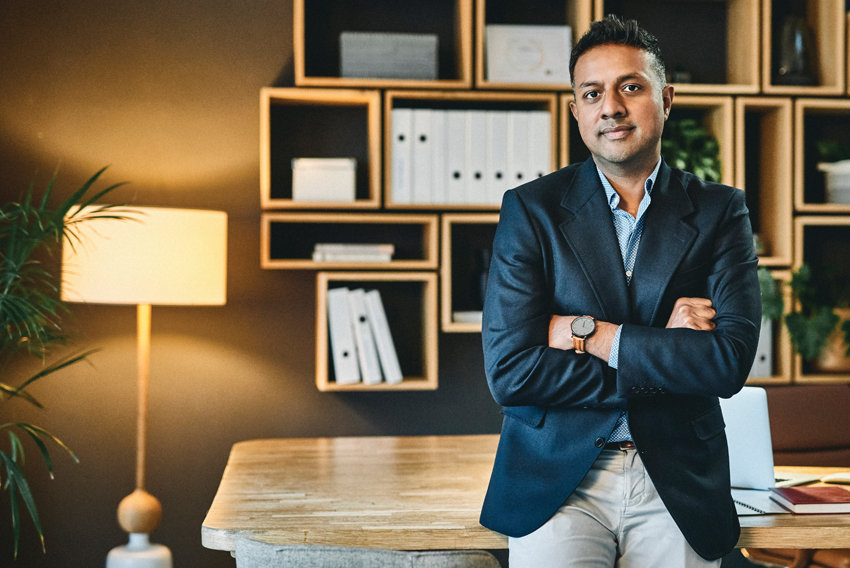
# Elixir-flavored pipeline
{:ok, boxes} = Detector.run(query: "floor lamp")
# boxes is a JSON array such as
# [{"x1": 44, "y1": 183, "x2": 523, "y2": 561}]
[{"x1": 61, "y1": 207, "x2": 227, "y2": 567}]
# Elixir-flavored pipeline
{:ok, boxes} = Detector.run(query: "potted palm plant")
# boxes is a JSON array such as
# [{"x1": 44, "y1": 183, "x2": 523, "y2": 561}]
[{"x1": 1, "y1": 168, "x2": 125, "y2": 558}]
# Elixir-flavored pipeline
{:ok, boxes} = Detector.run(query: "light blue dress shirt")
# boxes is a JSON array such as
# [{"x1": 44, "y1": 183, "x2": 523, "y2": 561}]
[{"x1": 595, "y1": 158, "x2": 661, "y2": 442}]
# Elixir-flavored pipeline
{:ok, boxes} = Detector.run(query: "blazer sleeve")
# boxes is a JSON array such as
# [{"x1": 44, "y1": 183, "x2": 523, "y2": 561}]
[
  {"x1": 482, "y1": 189, "x2": 623, "y2": 410},
  {"x1": 616, "y1": 188, "x2": 761, "y2": 399}
]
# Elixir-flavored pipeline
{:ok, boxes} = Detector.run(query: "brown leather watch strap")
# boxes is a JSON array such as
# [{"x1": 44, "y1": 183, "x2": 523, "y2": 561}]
[{"x1": 572, "y1": 335, "x2": 587, "y2": 353}]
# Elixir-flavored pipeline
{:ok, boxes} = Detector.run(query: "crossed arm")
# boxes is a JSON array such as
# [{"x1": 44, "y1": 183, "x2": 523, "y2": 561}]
[{"x1": 548, "y1": 297, "x2": 717, "y2": 362}]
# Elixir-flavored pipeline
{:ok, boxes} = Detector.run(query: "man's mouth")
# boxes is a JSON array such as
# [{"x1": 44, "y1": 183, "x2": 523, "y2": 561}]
[{"x1": 600, "y1": 125, "x2": 634, "y2": 139}]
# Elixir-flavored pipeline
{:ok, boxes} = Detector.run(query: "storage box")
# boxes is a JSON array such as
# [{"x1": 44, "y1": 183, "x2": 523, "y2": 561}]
[
  {"x1": 818, "y1": 160, "x2": 850, "y2": 204},
  {"x1": 340, "y1": 32, "x2": 438, "y2": 80},
  {"x1": 486, "y1": 25, "x2": 571, "y2": 84},
  {"x1": 292, "y1": 158, "x2": 356, "y2": 202}
]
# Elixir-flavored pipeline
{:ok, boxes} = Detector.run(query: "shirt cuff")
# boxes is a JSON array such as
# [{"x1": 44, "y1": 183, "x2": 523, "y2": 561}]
[{"x1": 608, "y1": 325, "x2": 623, "y2": 369}]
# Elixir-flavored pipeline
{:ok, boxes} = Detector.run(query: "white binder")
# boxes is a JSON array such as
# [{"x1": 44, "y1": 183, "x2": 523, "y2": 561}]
[
  {"x1": 466, "y1": 110, "x2": 488, "y2": 204},
  {"x1": 528, "y1": 111, "x2": 552, "y2": 180},
  {"x1": 431, "y1": 110, "x2": 448, "y2": 205},
  {"x1": 391, "y1": 108, "x2": 413, "y2": 204},
  {"x1": 412, "y1": 109, "x2": 434, "y2": 205},
  {"x1": 508, "y1": 111, "x2": 531, "y2": 189},
  {"x1": 749, "y1": 319, "x2": 773, "y2": 377},
  {"x1": 347, "y1": 288, "x2": 383, "y2": 385},
  {"x1": 446, "y1": 110, "x2": 467, "y2": 204},
  {"x1": 364, "y1": 290, "x2": 403, "y2": 385},
  {"x1": 486, "y1": 111, "x2": 509, "y2": 205},
  {"x1": 327, "y1": 287, "x2": 360, "y2": 385}
]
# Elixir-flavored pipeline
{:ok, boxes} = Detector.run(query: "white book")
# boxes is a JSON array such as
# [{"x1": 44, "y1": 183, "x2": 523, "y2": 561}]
[
  {"x1": 327, "y1": 288, "x2": 360, "y2": 385},
  {"x1": 313, "y1": 252, "x2": 392, "y2": 262},
  {"x1": 466, "y1": 110, "x2": 488, "y2": 204},
  {"x1": 391, "y1": 108, "x2": 413, "y2": 204},
  {"x1": 486, "y1": 111, "x2": 510, "y2": 205},
  {"x1": 364, "y1": 290, "x2": 403, "y2": 385},
  {"x1": 508, "y1": 111, "x2": 531, "y2": 187},
  {"x1": 412, "y1": 109, "x2": 434, "y2": 205},
  {"x1": 528, "y1": 111, "x2": 552, "y2": 180},
  {"x1": 347, "y1": 288, "x2": 383, "y2": 385},
  {"x1": 446, "y1": 110, "x2": 467, "y2": 204},
  {"x1": 314, "y1": 243, "x2": 395, "y2": 255},
  {"x1": 431, "y1": 110, "x2": 448, "y2": 205}
]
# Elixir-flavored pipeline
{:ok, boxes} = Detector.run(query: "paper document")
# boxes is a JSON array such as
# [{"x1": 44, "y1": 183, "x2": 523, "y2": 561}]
[{"x1": 732, "y1": 489, "x2": 792, "y2": 516}]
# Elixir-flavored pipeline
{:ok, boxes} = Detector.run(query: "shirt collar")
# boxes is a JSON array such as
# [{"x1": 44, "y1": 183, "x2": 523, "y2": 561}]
[{"x1": 596, "y1": 157, "x2": 662, "y2": 212}]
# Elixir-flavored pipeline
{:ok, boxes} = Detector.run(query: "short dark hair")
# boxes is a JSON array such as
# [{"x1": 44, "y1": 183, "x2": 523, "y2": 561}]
[{"x1": 569, "y1": 15, "x2": 666, "y2": 89}]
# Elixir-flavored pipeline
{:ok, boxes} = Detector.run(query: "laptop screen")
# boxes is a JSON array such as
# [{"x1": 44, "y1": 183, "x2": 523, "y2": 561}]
[{"x1": 718, "y1": 386, "x2": 776, "y2": 490}]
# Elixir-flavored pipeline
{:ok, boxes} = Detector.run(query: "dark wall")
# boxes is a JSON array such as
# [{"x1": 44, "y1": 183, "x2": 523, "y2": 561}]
[{"x1": 0, "y1": 1, "x2": 503, "y2": 565}]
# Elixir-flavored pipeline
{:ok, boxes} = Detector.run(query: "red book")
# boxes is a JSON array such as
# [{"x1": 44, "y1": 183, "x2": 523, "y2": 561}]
[{"x1": 769, "y1": 486, "x2": 850, "y2": 514}]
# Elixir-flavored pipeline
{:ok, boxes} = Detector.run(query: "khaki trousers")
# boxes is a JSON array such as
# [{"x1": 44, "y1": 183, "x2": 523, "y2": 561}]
[{"x1": 508, "y1": 448, "x2": 722, "y2": 568}]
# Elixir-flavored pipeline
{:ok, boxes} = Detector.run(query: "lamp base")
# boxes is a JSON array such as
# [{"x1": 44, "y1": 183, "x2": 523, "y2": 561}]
[{"x1": 106, "y1": 533, "x2": 172, "y2": 568}]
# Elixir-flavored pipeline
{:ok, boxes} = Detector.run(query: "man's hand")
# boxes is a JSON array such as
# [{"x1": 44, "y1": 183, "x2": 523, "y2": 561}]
[
  {"x1": 549, "y1": 315, "x2": 577, "y2": 350},
  {"x1": 666, "y1": 297, "x2": 716, "y2": 330}
]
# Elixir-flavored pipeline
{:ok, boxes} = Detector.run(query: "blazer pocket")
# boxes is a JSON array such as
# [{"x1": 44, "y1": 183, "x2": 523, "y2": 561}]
[
  {"x1": 691, "y1": 404, "x2": 725, "y2": 441},
  {"x1": 502, "y1": 405, "x2": 547, "y2": 428}
]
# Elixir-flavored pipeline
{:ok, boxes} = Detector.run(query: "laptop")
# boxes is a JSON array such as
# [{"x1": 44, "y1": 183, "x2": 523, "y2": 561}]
[{"x1": 719, "y1": 386, "x2": 820, "y2": 490}]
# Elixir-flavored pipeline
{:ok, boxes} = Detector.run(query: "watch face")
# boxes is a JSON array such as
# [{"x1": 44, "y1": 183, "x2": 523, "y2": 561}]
[{"x1": 571, "y1": 316, "x2": 595, "y2": 337}]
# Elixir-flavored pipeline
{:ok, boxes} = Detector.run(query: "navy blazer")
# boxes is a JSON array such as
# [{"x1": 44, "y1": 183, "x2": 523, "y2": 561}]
[{"x1": 480, "y1": 158, "x2": 761, "y2": 561}]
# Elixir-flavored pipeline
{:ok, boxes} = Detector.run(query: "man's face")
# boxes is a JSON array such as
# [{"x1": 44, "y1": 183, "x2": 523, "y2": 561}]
[{"x1": 570, "y1": 44, "x2": 673, "y2": 172}]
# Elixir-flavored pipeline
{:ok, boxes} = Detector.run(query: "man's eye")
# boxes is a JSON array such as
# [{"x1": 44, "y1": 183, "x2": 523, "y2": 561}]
[
  {"x1": 624, "y1": 84, "x2": 640, "y2": 92},
  {"x1": 584, "y1": 91, "x2": 599, "y2": 100}
]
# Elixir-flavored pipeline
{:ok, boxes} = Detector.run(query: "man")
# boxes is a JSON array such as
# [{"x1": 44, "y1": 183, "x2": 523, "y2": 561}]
[{"x1": 479, "y1": 16, "x2": 761, "y2": 567}]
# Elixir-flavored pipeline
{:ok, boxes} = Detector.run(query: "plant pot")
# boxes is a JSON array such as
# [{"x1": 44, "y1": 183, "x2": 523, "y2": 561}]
[
  {"x1": 817, "y1": 161, "x2": 850, "y2": 204},
  {"x1": 810, "y1": 308, "x2": 850, "y2": 373}
]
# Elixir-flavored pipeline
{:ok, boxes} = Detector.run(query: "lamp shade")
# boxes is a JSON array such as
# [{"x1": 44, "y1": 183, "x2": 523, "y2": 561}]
[{"x1": 61, "y1": 207, "x2": 227, "y2": 305}]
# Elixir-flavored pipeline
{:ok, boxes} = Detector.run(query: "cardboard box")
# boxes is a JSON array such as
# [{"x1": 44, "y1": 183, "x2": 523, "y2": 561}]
[{"x1": 292, "y1": 158, "x2": 357, "y2": 202}]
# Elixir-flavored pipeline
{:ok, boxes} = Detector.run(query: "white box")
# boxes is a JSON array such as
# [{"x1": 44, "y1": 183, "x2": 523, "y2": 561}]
[
  {"x1": 292, "y1": 158, "x2": 356, "y2": 202},
  {"x1": 340, "y1": 32, "x2": 438, "y2": 80},
  {"x1": 486, "y1": 25, "x2": 571, "y2": 84}
]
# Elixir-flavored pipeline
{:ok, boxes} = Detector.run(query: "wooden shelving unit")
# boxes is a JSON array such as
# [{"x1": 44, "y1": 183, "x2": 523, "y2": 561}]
[
  {"x1": 261, "y1": 88, "x2": 381, "y2": 209},
  {"x1": 261, "y1": 213, "x2": 439, "y2": 270},
  {"x1": 793, "y1": 216, "x2": 850, "y2": 384},
  {"x1": 440, "y1": 213, "x2": 500, "y2": 333},
  {"x1": 794, "y1": 98, "x2": 850, "y2": 213},
  {"x1": 735, "y1": 97, "x2": 793, "y2": 266},
  {"x1": 315, "y1": 271, "x2": 439, "y2": 391},
  {"x1": 271, "y1": 0, "x2": 850, "y2": 389},
  {"x1": 762, "y1": 0, "x2": 846, "y2": 96},
  {"x1": 747, "y1": 269, "x2": 793, "y2": 386},
  {"x1": 594, "y1": 0, "x2": 760, "y2": 94},
  {"x1": 384, "y1": 90, "x2": 558, "y2": 209},
  {"x1": 294, "y1": 0, "x2": 473, "y2": 89},
  {"x1": 475, "y1": 0, "x2": 592, "y2": 91}
]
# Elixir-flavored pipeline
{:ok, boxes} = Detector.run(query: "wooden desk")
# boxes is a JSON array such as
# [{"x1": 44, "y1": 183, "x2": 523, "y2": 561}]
[{"x1": 202, "y1": 435, "x2": 850, "y2": 554}]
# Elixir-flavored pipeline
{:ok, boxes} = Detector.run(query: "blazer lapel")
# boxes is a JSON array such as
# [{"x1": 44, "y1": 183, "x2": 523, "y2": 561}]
[
  {"x1": 630, "y1": 161, "x2": 697, "y2": 326},
  {"x1": 558, "y1": 159, "x2": 629, "y2": 323}
]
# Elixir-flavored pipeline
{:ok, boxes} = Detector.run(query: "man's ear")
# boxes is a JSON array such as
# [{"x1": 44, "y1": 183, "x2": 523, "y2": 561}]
[
  {"x1": 662, "y1": 84, "x2": 675, "y2": 120},
  {"x1": 569, "y1": 100, "x2": 579, "y2": 121}
]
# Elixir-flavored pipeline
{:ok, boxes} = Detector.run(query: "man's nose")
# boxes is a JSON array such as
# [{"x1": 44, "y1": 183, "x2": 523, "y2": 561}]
[{"x1": 600, "y1": 90, "x2": 626, "y2": 119}]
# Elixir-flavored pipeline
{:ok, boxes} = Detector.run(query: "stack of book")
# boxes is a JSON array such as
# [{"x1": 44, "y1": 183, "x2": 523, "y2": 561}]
[
  {"x1": 327, "y1": 287, "x2": 403, "y2": 386},
  {"x1": 391, "y1": 108, "x2": 552, "y2": 206},
  {"x1": 312, "y1": 243, "x2": 394, "y2": 263}
]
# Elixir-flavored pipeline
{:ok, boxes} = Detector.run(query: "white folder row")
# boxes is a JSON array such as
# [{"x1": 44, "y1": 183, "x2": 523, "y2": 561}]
[
  {"x1": 391, "y1": 108, "x2": 552, "y2": 206},
  {"x1": 327, "y1": 287, "x2": 404, "y2": 386}
]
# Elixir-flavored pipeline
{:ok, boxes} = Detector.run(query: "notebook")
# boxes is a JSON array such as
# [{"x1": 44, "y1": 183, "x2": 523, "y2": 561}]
[{"x1": 719, "y1": 387, "x2": 820, "y2": 514}]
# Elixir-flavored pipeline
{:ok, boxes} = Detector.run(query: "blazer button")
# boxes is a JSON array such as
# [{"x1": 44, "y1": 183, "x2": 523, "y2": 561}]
[
  {"x1": 595, "y1": 437, "x2": 605, "y2": 448},
  {"x1": 630, "y1": 386, "x2": 640, "y2": 394}
]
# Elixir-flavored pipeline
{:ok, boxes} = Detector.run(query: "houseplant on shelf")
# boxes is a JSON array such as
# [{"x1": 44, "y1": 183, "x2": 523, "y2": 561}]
[
  {"x1": 785, "y1": 263, "x2": 850, "y2": 372},
  {"x1": 661, "y1": 117, "x2": 722, "y2": 183},
  {"x1": 1, "y1": 168, "x2": 125, "y2": 558}
]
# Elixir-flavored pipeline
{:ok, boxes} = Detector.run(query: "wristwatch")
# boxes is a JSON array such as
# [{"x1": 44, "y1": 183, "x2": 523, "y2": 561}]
[{"x1": 571, "y1": 316, "x2": 596, "y2": 353}]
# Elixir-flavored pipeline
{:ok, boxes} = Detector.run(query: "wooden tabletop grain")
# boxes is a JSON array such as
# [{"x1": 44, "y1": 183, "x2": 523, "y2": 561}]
[{"x1": 201, "y1": 436, "x2": 850, "y2": 553}]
